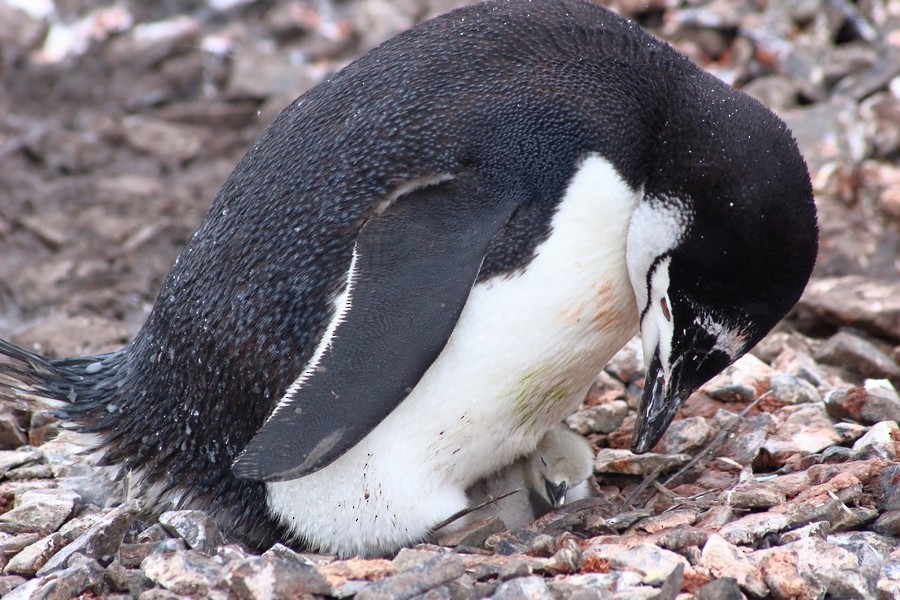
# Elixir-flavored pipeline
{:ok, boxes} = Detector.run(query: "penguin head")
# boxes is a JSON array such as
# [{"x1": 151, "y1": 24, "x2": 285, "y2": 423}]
[
  {"x1": 625, "y1": 94, "x2": 818, "y2": 454},
  {"x1": 526, "y1": 424, "x2": 594, "y2": 509}
]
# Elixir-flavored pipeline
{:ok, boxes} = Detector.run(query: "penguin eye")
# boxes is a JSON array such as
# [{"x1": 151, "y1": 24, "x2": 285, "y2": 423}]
[
  {"x1": 540, "y1": 456, "x2": 547, "y2": 467},
  {"x1": 660, "y1": 297, "x2": 672, "y2": 321}
]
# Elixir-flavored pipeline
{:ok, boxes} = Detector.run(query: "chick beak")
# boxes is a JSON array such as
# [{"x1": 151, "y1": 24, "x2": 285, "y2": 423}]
[
  {"x1": 545, "y1": 479, "x2": 568, "y2": 509},
  {"x1": 631, "y1": 347, "x2": 689, "y2": 454}
]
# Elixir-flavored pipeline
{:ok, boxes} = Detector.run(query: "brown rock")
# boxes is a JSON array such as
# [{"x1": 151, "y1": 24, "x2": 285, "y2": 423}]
[
  {"x1": 798, "y1": 277, "x2": 900, "y2": 341},
  {"x1": 698, "y1": 535, "x2": 768, "y2": 597},
  {"x1": 719, "y1": 512, "x2": 790, "y2": 547}
]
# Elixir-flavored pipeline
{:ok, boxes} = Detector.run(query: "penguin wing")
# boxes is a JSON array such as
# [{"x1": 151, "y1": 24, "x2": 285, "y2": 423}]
[{"x1": 233, "y1": 174, "x2": 519, "y2": 482}]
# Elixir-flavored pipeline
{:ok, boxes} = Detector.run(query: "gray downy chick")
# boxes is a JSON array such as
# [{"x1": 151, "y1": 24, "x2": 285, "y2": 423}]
[{"x1": 441, "y1": 423, "x2": 595, "y2": 534}]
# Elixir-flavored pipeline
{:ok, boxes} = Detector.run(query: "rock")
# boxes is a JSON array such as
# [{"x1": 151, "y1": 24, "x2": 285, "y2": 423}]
[
  {"x1": 582, "y1": 542, "x2": 688, "y2": 587},
  {"x1": 36, "y1": 501, "x2": 137, "y2": 575},
  {"x1": 106, "y1": 560, "x2": 153, "y2": 596},
  {"x1": 777, "y1": 521, "x2": 830, "y2": 544},
  {"x1": 0, "y1": 488, "x2": 79, "y2": 535},
  {"x1": 695, "y1": 577, "x2": 743, "y2": 600},
  {"x1": 772, "y1": 472, "x2": 865, "y2": 530},
  {"x1": 660, "y1": 417, "x2": 714, "y2": 455},
  {"x1": 696, "y1": 505, "x2": 735, "y2": 529},
  {"x1": 0, "y1": 575, "x2": 27, "y2": 596},
  {"x1": 543, "y1": 542, "x2": 581, "y2": 576},
  {"x1": 119, "y1": 543, "x2": 160, "y2": 569},
  {"x1": 760, "y1": 403, "x2": 842, "y2": 464},
  {"x1": 433, "y1": 516, "x2": 506, "y2": 549},
  {"x1": 724, "y1": 485, "x2": 786, "y2": 510},
  {"x1": 757, "y1": 545, "x2": 826, "y2": 599},
  {"x1": 767, "y1": 374, "x2": 821, "y2": 405},
  {"x1": 4, "y1": 532, "x2": 65, "y2": 576},
  {"x1": 713, "y1": 411, "x2": 776, "y2": 466},
  {"x1": 140, "y1": 540, "x2": 220, "y2": 595},
  {"x1": 318, "y1": 557, "x2": 397, "y2": 594},
  {"x1": 57, "y1": 509, "x2": 103, "y2": 543},
  {"x1": 703, "y1": 354, "x2": 772, "y2": 402},
  {"x1": 852, "y1": 420, "x2": 899, "y2": 460},
  {"x1": 0, "y1": 450, "x2": 44, "y2": 479},
  {"x1": 355, "y1": 553, "x2": 465, "y2": 600},
  {"x1": 872, "y1": 510, "x2": 900, "y2": 536},
  {"x1": 158, "y1": 510, "x2": 222, "y2": 555},
  {"x1": 873, "y1": 464, "x2": 900, "y2": 511},
  {"x1": 814, "y1": 330, "x2": 900, "y2": 379},
  {"x1": 798, "y1": 277, "x2": 900, "y2": 341},
  {"x1": 567, "y1": 400, "x2": 630, "y2": 435},
  {"x1": 756, "y1": 538, "x2": 874, "y2": 598},
  {"x1": 593, "y1": 449, "x2": 691, "y2": 476},
  {"x1": 825, "y1": 381, "x2": 900, "y2": 425},
  {"x1": 497, "y1": 558, "x2": 531, "y2": 581},
  {"x1": 604, "y1": 337, "x2": 644, "y2": 384},
  {"x1": 698, "y1": 535, "x2": 768, "y2": 598},
  {"x1": 4, "y1": 553, "x2": 106, "y2": 600},
  {"x1": 606, "y1": 510, "x2": 654, "y2": 532},
  {"x1": 742, "y1": 74, "x2": 801, "y2": 110},
  {"x1": 120, "y1": 115, "x2": 209, "y2": 163},
  {"x1": 632, "y1": 510, "x2": 698, "y2": 534},
  {"x1": 0, "y1": 533, "x2": 42, "y2": 558},
  {"x1": 719, "y1": 512, "x2": 790, "y2": 547},
  {"x1": 5, "y1": 464, "x2": 53, "y2": 481},
  {"x1": 217, "y1": 553, "x2": 331, "y2": 599},
  {"x1": 0, "y1": 408, "x2": 27, "y2": 450},
  {"x1": 491, "y1": 575, "x2": 550, "y2": 599}
]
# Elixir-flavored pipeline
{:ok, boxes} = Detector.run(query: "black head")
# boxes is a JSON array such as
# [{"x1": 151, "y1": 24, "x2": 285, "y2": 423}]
[{"x1": 626, "y1": 71, "x2": 819, "y2": 454}]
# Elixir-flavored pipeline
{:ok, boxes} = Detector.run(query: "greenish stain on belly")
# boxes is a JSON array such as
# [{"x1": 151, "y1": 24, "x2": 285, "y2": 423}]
[{"x1": 510, "y1": 362, "x2": 575, "y2": 433}]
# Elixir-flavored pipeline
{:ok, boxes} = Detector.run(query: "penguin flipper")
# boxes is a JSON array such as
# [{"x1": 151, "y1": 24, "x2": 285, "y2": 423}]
[{"x1": 233, "y1": 174, "x2": 519, "y2": 482}]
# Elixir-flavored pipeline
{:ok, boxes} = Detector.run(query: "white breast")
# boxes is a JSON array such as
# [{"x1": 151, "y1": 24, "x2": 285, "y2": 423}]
[{"x1": 266, "y1": 154, "x2": 642, "y2": 557}]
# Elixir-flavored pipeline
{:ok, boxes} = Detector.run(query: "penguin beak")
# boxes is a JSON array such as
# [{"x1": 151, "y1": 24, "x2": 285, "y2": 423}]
[
  {"x1": 631, "y1": 347, "x2": 690, "y2": 454},
  {"x1": 545, "y1": 479, "x2": 568, "y2": 509}
]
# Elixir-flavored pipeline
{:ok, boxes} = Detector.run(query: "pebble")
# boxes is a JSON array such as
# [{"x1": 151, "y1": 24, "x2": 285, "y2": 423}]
[
  {"x1": 719, "y1": 512, "x2": 790, "y2": 547},
  {"x1": 660, "y1": 416, "x2": 714, "y2": 454},
  {"x1": 713, "y1": 411, "x2": 776, "y2": 466},
  {"x1": 582, "y1": 542, "x2": 688, "y2": 587},
  {"x1": 593, "y1": 449, "x2": 691, "y2": 476},
  {"x1": 851, "y1": 420, "x2": 899, "y2": 460},
  {"x1": 724, "y1": 485, "x2": 786, "y2": 510},
  {"x1": 491, "y1": 575, "x2": 550, "y2": 599},
  {"x1": 566, "y1": 400, "x2": 630, "y2": 435},
  {"x1": 140, "y1": 540, "x2": 221, "y2": 595},
  {"x1": 825, "y1": 380, "x2": 900, "y2": 425},
  {"x1": 760, "y1": 403, "x2": 842, "y2": 463},
  {"x1": 0, "y1": 409, "x2": 27, "y2": 450},
  {"x1": 799, "y1": 277, "x2": 900, "y2": 341},
  {"x1": 35, "y1": 500, "x2": 138, "y2": 575},
  {"x1": 4, "y1": 532, "x2": 65, "y2": 576},
  {"x1": 354, "y1": 553, "x2": 465, "y2": 600},
  {"x1": 0, "y1": 488, "x2": 79, "y2": 535},
  {"x1": 218, "y1": 553, "x2": 332, "y2": 599},
  {"x1": 158, "y1": 510, "x2": 222, "y2": 555},
  {"x1": 767, "y1": 373, "x2": 821, "y2": 405},
  {"x1": 698, "y1": 535, "x2": 768, "y2": 598}
]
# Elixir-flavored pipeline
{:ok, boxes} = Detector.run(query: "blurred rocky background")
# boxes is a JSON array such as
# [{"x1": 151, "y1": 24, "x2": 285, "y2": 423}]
[{"x1": 0, "y1": 0, "x2": 899, "y2": 598}]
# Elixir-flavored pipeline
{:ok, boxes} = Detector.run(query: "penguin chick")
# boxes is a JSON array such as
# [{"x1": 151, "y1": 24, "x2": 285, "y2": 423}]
[
  {"x1": 524, "y1": 423, "x2": 594, "y2": 511},
  {"x1": 438, "y1": 424, "x2": 595, "y2": 533},
  {"x1": 0, "y1": 0, "x2": 818, "y2": 557}
]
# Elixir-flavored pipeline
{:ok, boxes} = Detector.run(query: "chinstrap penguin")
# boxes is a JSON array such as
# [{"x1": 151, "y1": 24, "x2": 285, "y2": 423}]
[{"x1": 0, "y1": 0, "x2": 817, "y2": 557}]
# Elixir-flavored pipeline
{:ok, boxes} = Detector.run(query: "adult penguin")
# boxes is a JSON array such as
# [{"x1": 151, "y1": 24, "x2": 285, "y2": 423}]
[{"x1": 0, "y1": 0, "x2": 817, "y2": 557}]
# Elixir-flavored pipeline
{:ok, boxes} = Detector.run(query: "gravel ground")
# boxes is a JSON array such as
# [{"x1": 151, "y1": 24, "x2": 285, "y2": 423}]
[{"x1": 1, "y1": 0, "x2": 899, "y2": 598}]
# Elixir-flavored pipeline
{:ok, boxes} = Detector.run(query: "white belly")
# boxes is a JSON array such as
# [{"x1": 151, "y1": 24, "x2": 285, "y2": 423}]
[{"x1": 267, "y1": 155, "x2": 641, "y2": 557}]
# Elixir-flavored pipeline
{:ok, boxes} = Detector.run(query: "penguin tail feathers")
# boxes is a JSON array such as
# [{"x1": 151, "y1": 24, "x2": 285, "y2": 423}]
[{"x1": 0, "y1": 338, "x2": 126, "y2": 423}]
